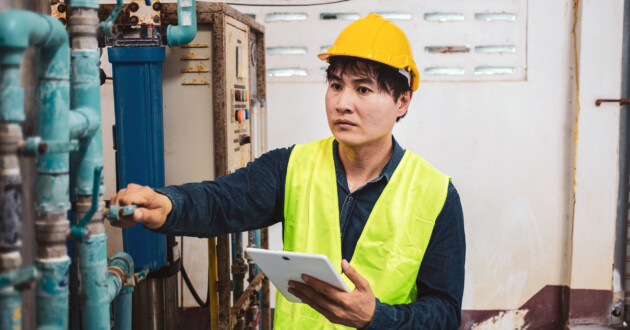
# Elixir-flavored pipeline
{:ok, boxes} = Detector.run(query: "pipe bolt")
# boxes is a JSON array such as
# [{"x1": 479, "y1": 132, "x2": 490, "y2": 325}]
[
  {"x1": 57, "y1": 4, "x2": 66, "y2": 13},
  {"x1": 130, "y1": 16, "x2": 139, "y2": 25},
  {"x1": 152, "y1": 2, "x2": 160, "y2": 11},
  {"x1": 153, "y1": 15, "x2": 160, "y2": 23},
  {"x1": 128, "y1": 2, "x2": 139, "y2": 12},
  {"x1": 38, "y1": 142, "x2": 47, "y2": 154}
]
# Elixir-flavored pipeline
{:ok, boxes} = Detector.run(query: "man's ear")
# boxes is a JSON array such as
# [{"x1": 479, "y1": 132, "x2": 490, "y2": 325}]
[{"x1": 397, "y1": 91, "x2": 413, "y2": 117}]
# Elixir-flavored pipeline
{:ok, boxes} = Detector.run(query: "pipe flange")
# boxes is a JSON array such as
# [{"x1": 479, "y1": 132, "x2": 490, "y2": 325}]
[
  {"x1": 0, "y1": 251, "x2": 21, "y2": 270},
  {"x1": 37, "y1": 245, "x2": 68, "y2": 260},
  {"x1": 0, "y1": 124, "x2": 22, "y2": 154},
  {"x1": 231, "y1": 261, "x2": 248, "y2": 275},
  {"x1": 85, "y1": 222, "x2": 105, "y2": 235},
  {"x1": 35, "y1": 211, "x2": 67, "y2": 221},
  {"x1": 34, "y1": 221, "x2": 70, "y2": 243},
  {"x1": 107, "y1": 265, "x2": 124, "y2": 279},
  {"x1": 74, "y1": 196, "x2": 105, "y2": 212}
]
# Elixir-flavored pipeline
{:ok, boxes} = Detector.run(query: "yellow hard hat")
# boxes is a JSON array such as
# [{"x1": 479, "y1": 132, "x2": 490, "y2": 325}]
[{"x1": 318, "y1": 13, "x2": 420, "y2": 91}]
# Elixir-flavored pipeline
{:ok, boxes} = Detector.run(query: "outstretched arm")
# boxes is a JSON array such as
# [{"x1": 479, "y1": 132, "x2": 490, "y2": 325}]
[{"x1": 109, "y1": 146, "x2": 293, "y2": 237}]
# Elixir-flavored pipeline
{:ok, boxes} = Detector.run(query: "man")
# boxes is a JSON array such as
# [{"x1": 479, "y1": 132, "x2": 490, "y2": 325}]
[{"x1": 111, "y1": 14, "x2": 465, "y2": 329}]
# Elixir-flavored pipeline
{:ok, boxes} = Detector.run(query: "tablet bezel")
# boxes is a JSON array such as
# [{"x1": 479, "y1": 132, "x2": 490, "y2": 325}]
[{"x1": 245, "y1": 248, "x2": 351, "y2": 303}]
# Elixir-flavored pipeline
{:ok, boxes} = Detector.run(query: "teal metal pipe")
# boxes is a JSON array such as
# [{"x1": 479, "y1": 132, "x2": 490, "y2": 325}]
[
  {"x1": 0, "y1": 66, "x2": 24, "y2": 123},
  {"x1": 0, "y1": 9, "x2": 72, "y2": 330},
  {"x1": 0, "y1": 8, "x2": 65, "y2": 123},
  {"x1": 70, "y1": 51, "x2": 104, "y2": 196},
  {"x1": 70, "y1": 0, "x2": 99, "y2": 9},
  {"x1": 113, "y1": 291, "x2": 132, "y2": 330},
  {"x1": 35, "y1": 258, "x2": 71, "y2": 329},
  {"x1": 34, "y1": 12, "x2": 72, "y2": 329},
  {"x1": 100, "y1": 0, "x2": 123, "y2": 38},
  {"x1": 68, "y1": 3, "x2": 112, "y2": 329},
  {"x1": 0, "y1": 288, "x2": 21, "y2": 329},
  {"x1": 0, "y1": 264, "x2": 38, "y2": 329},
  {"x1": 78, "y1": 234, "x2": 111, "y2": 330},
  {"x1": 69, "y1": 107, "x2": 93, "y2": 140},
  {"x1": 167, "y1": 0, "x2": 198, "y2": 47},
  {"x1": 110, "y1": 252, "x2": 134, "y2": 330},
  {"x1": 34, "y1": 11, "x2": 71, "y2": 210}
]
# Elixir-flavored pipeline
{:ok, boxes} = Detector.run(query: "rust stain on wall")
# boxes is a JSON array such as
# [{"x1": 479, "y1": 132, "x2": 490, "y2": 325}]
[
  {"x1": 471, "y1": 310, "x2": 527, "y2": 330},
  {"x1": 182, "y1": 79, "x2": 210, "y2": 85}
]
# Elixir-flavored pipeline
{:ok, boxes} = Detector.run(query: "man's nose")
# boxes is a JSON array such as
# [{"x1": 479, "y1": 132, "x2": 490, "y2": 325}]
[{"x1": 336, "y1": 88, "x2": 354, "y2": 113}]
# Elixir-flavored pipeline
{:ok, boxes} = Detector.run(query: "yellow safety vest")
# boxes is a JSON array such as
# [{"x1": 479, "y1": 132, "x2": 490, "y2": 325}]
[{"x1": 275, "y1": 137, "x2": 450, "y2": 329}]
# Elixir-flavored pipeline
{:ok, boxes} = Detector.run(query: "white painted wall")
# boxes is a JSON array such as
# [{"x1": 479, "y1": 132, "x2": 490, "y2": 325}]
[
  {"x1": 99, "y1": 0, "x2": 626, "y2": 318},
  {"x1": 230, "y1": 0, "x2": 624, "y2": 311}
]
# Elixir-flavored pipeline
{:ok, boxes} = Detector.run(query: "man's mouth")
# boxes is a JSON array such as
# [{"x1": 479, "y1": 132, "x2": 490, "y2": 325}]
[{"x1": 334, "y1": 119, "x2": 356, "y2": 126}]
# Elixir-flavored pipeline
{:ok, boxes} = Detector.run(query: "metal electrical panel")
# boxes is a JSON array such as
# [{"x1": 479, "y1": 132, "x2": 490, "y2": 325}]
[
  {"x1": 225, "y1": 17, "x2": 252, "y2": 173},
  {"x1": 163, "y1": 26, "x2": 216, "y2": 187},
  {"x1": 160, "y1": 4, "x2": 270, "y2": 330}
]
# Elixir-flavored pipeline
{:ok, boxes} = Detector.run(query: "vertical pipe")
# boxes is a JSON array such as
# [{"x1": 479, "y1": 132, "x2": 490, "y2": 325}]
[
  {"x1": 0, "y1": 122, "x2": 23, "y2": 329},
  {"x1": 260, "y1": 228, "x2": 270, "y2": 330},
  {"x1": 0, "y1": 287, "x2": 21, "y2": 329},
  {"x1": 110, "y1": 252, "x2": 134, "y2": 330},
  {"x1": 67, "y1": 1, "x2": 111, "y2": 328},
  {"x1": 0, "y1": 10, "x2": 68, "y2": 329},
  {"x1": 78, "y1": 234, "x2": 110, "y2": 328},
  {"x1": 33, "y1": 14, "x2": 72, "y2": 330},
  {"x1": 208, "y1": 237, "x2": 219, "y2": 330},
  {"x1": 614, "y1": 0, "x2": 630, "y2": 321},
  {"x1": 113, "y1": 290, "x2": 133, "y2": 330}
]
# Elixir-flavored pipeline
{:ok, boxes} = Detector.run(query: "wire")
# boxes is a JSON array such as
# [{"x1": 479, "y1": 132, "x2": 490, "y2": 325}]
[
  {"x1": 181, "y1": 265, "x2": 209, "y2": 308},
  {"x1": 226, "y1": 0, "x2": 349, "y2": 7}
]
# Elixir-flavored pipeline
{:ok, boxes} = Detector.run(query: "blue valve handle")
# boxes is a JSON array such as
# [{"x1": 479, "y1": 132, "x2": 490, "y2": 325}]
[
  {"x1": 106, "y1": 205, "x2": 138, "y2": 221},
  {"x1": 70, "y1": 166, "x2": 103, "y2": 241}
]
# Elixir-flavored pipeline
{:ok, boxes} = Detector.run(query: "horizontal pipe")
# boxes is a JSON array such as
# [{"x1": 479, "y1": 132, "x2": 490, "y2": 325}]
[{"x1": 69, "y1": 108, "x2": 90, "y2": 140}]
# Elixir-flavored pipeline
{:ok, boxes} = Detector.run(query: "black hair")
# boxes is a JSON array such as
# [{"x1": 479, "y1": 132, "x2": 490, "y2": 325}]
[{"x1": 325, "y1": 56, "x2": 412, "y2": 121}]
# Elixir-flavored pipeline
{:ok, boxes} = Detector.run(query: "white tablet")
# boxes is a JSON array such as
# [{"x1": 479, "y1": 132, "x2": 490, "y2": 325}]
[{"x1": 245, "y1": 248, "x2": 350, "y2": 303}]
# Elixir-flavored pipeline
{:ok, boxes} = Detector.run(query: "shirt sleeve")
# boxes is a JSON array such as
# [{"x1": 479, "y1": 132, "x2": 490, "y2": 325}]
[
  {"x1": 365, "y1": 182, "x2": 466, "y2": 330},
  {"x1": 151, "y1": 146, "x2": 293, "y2": 238}
]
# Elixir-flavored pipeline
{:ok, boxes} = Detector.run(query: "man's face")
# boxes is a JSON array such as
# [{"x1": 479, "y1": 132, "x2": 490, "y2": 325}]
[{"x1": 325, "y1": 70, "x2": 411, "y2": 148}]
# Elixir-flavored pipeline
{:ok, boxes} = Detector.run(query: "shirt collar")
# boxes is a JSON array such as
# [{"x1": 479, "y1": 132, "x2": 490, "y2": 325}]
[{"x1": 332, "y1": 136, "x2": 405, "y2": 186}]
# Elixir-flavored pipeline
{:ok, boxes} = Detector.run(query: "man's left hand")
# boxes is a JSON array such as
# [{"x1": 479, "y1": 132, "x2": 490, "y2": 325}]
[{"x1": 288, "y1": 259, "x2": 376, "y2": 329}]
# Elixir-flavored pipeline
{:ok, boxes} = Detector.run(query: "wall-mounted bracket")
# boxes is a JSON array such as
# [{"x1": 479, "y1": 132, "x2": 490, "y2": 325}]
[{"x1": 595, "y1": 99, "x2": 630, "y2": 106}]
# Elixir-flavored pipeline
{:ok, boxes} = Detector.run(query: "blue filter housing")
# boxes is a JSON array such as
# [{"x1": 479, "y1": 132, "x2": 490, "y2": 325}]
[{"x1": 108, "y1": 46, "x2": 167, "y2": 271}]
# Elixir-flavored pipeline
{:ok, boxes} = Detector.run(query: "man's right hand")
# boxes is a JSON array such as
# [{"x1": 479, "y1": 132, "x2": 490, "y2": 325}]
[{"x1": 109, "y1": 183, "x2": 173, "y2": 229}]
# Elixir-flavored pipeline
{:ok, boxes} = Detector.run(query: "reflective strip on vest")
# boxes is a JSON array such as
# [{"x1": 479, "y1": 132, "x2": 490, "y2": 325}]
[{"x1": 275, "y1": 137, "x2": 449, "y2": 329}]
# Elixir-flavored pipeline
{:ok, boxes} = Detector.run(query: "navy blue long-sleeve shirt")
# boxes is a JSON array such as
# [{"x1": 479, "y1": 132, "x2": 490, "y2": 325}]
[{"x1": 154, "y1": 138, "x2": 465, "y2": 329}]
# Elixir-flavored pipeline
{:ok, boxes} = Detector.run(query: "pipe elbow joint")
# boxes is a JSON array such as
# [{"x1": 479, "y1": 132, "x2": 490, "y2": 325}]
[
  {"x1": 70, "y1": 107, "x2": 100, "y2": 139},
  {"x1": 166, "y1": 0, "x2": 197, "y2": 47},
  {"x1": 167, "y1": 24, "x2": 197, "y2": 48},
  {"x1": 109, "y1": 252, "x2": 134, "y2": 275}
]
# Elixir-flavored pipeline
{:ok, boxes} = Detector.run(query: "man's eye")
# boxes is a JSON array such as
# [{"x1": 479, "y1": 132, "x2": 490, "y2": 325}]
[
  {"x1": 331, "y1": 83, "x2": 342, "y2": 90},
  {"x1": 358, "y1": 87, "x2": 371, "y2": 94}
]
